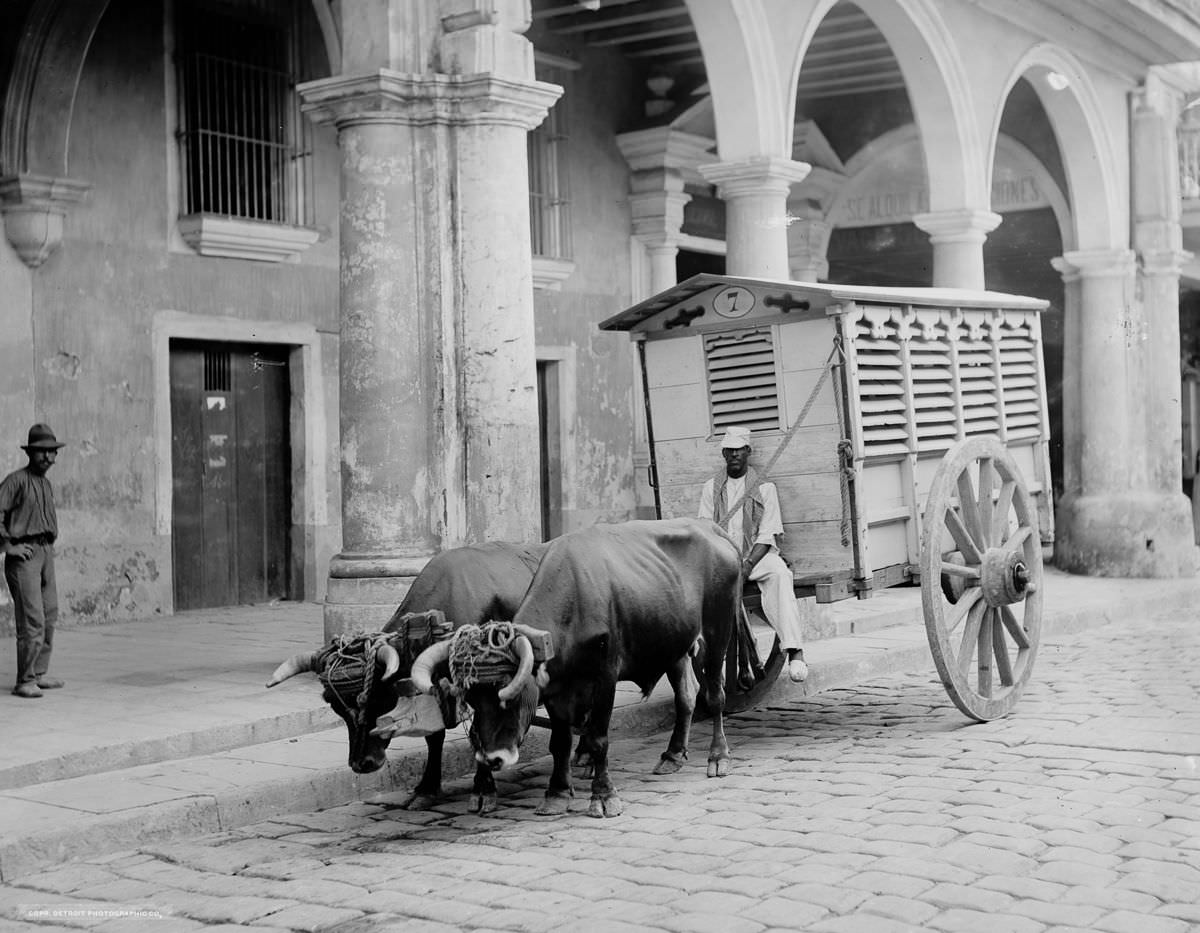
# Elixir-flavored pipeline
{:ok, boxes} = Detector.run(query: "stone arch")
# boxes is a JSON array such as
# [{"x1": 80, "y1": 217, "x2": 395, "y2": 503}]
[
  {"x1": 991, "y1": 45, "x2": 1123, "y2": 252},
  {"x1": 1, "y1": 0, "x2": 341, "y2": 178},
  {"x1": 845, "y1": 0, "x2": 988, "y2": 212},
  {"x1": 687, "y1": 0, "x2": 817, "y2": 158},
  {"x1": 1, "y1": 0, "x2": 112, "y2": 177}
]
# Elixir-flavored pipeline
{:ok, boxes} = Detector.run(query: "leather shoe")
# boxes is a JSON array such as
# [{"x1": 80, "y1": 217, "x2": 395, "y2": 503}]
[
  {"x1": 787, "y1": 656, "x2": 809, "y2": 683},
  {"x1": 36, "y1": 677, "x2": 64, "y2": 689},
  {"x1": 12, "y1": 682, "x2": 43, "y2": 699}
]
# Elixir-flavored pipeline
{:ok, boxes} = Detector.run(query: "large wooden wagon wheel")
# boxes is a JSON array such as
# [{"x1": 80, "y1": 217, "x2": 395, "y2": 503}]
[{"x1": 921, "y1": 436, "x2": 1043, "y2": 721}]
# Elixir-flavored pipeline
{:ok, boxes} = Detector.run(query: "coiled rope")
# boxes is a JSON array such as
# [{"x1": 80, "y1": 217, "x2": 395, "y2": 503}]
[{"x1": 448, "y1": 621, "x2": 522, "y2": 692}]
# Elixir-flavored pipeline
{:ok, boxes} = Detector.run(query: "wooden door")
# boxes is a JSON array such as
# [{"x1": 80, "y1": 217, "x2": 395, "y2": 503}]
[{"x1": 170, "y1": 341, "x2": 292, "y2": 610}]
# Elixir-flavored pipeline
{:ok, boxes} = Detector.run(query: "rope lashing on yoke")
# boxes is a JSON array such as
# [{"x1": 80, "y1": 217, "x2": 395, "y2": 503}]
[
  {"x1": 447, "y1": 621, "x2": 524, "y2": 693},
  {"x1": 319, "y1": 631, "x2": 394, "y2": 720},
  {"x1": 718, "y1": 337, "x2": 854, "y2": 548}
]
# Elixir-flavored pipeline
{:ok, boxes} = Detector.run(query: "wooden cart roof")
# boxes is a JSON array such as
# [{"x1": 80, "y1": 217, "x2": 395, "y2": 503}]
[{"x1": 598, "y1": 274, "x2": 1049, "y2": 332}]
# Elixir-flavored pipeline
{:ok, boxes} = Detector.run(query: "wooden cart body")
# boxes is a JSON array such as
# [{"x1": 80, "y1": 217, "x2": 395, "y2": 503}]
[{"x1": 600, "y1": 274, "x2": 1053, "y2": 603}]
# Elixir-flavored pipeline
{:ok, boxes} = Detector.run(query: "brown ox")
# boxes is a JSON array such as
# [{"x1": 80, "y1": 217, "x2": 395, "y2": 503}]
[
  {"x1": 267, "y1": 541, "x2": 546, "y2": 813},
  {"x1": 411, "y1": 518, "x2": 740, "y2": 818}
]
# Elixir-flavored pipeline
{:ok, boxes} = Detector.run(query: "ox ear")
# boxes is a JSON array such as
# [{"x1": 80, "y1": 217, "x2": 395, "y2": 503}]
[{"x1": 535, "y1": 663, "x2": 550, "y2": 691}]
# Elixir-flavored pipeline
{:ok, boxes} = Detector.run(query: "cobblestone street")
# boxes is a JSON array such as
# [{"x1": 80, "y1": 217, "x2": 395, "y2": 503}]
[{"x1": 2, "y1": 608, "x2": 1198, "y2": 933}]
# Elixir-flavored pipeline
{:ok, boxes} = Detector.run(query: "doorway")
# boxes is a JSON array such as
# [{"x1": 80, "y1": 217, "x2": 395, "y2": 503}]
[{"x1": 169, "y1": 340, "x2": 293, "y2": 609}]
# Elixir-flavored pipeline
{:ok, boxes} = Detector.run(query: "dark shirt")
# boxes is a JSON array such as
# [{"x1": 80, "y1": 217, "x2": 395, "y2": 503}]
[{"x1": 0, "y1": 467, "x2": 57, "y2": 543}]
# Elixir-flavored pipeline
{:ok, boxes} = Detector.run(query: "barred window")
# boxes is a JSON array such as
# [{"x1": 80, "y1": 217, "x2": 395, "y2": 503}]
[
  {"x1": 175, "y1": 0, "x2": 313, "y2": 227},
  {"x1": 529, "y1": 60, "x2": 572, "y2": 259}
]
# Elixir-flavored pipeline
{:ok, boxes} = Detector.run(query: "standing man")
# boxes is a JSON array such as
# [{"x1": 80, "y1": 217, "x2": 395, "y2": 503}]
[
  {"x1": 699, "y1": 426, "x2": 808, "y2": 683},
  {"x1": 2, "y1": 424, "x2": 65, "y2": 698}
]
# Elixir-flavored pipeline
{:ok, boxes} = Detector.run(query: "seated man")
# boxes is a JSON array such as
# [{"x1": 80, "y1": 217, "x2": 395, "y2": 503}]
[{"x1": 698, "y1": 425, "x2": 807, "y2": 683}]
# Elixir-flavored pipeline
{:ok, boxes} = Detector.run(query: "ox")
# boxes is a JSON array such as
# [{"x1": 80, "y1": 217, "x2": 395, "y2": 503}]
[
  {"x1": 410, "y1": 518, "x2": 740, "y2": 818},
  {"x1": 267, "y1": 541, "x2": 547, "y2": 813}
]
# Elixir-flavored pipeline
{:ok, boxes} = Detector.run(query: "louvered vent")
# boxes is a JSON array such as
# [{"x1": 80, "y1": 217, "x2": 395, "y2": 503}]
[
  {"x1": 998, "y1": 322, "x2": 1041, "y2": 439},
  {"x1": 850, "y1": 307, "x2": 1045, "y2": 457},
  {"x1": 204, "y1": 349, "x2": 231, "y2": 392},
  {"x1": 704, "y1": 327, "x2": 780, "y2": 432},
  {"x1": 851, "y1": 315, "x2": 909, "y2": 456},
  {"x1": 953, "y1": 317, "x2": 1001, "y2": 440}
]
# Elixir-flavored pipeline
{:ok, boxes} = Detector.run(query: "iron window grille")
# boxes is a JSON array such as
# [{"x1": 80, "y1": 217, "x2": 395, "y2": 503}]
[
  {"x1": 175, "y1": 0, "x2": 313, "y2": 227},
  {"x1": 529, "y1": 62, "x2": 572, "y2": 259}
]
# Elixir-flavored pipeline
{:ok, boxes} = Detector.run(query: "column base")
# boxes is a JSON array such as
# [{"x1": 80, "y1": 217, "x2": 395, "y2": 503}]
[
  {"x1": 322, "y1": 552, "x2": 433, "y2": 640},
  {"x1": 1055, "y1": 492, "x2": 1199, "y2": 578}
]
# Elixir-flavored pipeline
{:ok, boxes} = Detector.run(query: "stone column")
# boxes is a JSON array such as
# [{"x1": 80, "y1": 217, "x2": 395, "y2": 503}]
[
  {"x1": 302, "y1": 68, "x2": 558, "y2": 637},
  {"x1": 700, "y1": 157, "x2": 811, "y2": 278},
  {"x1": 787, "y1": 217, "x2": 831, "y2": 282},
  {"x1": 912, "y1": 208, "x2": 1002, "y2": 289},
  {"x1": 1132, "y1": 76, "x2": 1194, "y2": 513},
  {"x1": 1053, "y1": 249, "x2": 1195, "y2": 576}
]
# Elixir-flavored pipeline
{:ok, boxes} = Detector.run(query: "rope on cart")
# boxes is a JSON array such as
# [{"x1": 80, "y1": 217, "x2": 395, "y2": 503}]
[{"x1": 720, "y1": 341, "x2": 848, "y2": 534}]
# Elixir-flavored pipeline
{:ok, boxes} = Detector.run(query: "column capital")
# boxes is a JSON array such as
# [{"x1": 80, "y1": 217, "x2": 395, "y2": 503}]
[
  {"x1": 1052, "y1": 248, "x2": 1137, "y2": 281},
  {"x1": 299, "y1": 70, "x2": 561, "y2": 131},
  {"x1": 0, "y1": 173, "x2": 91, "y2": 268},
  {"x1": 1141, "y1": 247, "x2": 1194, "y2": 277},
  {"x1": 912, "y1": 208, "x2": 1001, "y2": 243},
  {"x1": 699, "y1": 156, "x2": 812, "y2": 199},
  {"x1": 629, "y1": 187, "x2": 692, "y2": 244}
]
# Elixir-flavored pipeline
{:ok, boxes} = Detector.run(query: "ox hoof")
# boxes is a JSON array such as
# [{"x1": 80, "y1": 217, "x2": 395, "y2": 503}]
[
  {"x1": 535, "y1": 794, "x2": 571, "y2": 816},
  {"x1": 586, "y1": 794, "x2": 623, "y2": 818},
  {"x1": 652, "y1": 755, "x2": 684, "y2": 775},
  {"x1": 706, "y1": 756, "x2": 731, "y2": 778},
  {"x1": 399, "y1": 792, "x2": 439, "y2": 811},
  {"x1": 469, "y1": 793, "x2": 499, "y2": 815}
]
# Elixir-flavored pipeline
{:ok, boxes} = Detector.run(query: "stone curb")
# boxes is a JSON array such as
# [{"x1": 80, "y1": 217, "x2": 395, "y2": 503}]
[{"x1": 1, "y1": 577, "x2": 1196, "y2": 882}]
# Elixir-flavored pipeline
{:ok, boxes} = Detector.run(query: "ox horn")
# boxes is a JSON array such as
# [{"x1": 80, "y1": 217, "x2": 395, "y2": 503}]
[
  {"x1": 266, "y1": 651, "x2": 321, "y2": 688},
  {"x1": 410, "y1": 638, "x2": 452, "y2": 694},
  {"x1": 497, "y1": 635, "x2": 535, "y2": 706},
  {"x1": 377, "y1": 643, "x2": 401, "y2": 682}
]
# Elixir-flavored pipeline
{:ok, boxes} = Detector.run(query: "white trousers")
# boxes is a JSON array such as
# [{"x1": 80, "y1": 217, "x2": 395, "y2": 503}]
[{"x1": 746, "y1": 552, "x2": 804, "y2": 652}]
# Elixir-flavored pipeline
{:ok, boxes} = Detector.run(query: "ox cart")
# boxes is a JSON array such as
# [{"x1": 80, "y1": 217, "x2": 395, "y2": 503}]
[{"x1": 599, "y1": 274, "x2": 1054, "y2": 722}]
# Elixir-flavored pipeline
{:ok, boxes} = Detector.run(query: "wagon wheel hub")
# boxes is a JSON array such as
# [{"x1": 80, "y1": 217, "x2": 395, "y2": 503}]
[{"x1": 980, "y1": 547, "x2": 1032, "y2": 607}]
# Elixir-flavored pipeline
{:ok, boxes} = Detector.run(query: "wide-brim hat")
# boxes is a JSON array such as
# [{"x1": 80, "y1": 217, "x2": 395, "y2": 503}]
[
  {"x1": 22, "y1": 423, "x2": 65, "y2": 451},
  {"x1": 719, "y1": 426, "x2": 752, "y2": 450}
]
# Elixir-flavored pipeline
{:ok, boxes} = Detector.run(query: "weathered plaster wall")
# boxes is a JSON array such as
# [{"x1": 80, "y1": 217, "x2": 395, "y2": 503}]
[
  {"x1": 533, "y1": 43, "x2": 642, "y2": 531},
  {"x1": 1, "y1": 0, "x2": 341, "y2": 628}
]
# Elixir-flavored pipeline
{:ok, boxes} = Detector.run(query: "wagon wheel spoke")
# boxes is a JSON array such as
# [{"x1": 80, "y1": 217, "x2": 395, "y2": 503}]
[
  {"x1": 993, "y1": 480, "x2": 1016, "y2": 544},
  {"x1": 946, "y1": 586, "x2": 983, "y2": 635},
  {"x1": 944, "y1": 506, "x2": 982, "y2": 563},
  {"x1": 956, "y1": 470, "x2": 986, "y2": 546},
  {"x1": 999, "y1": 604, "x2": 1030, "y2": 651},
  {"x1": 975, "y1": 607, "x2": 994, "y2": 696},
  {"x1": 992, "y1": 610, "x2": 1015, "y2": 687},
  {"x1": 1005, "y1": 524, "x2": 1033, "y2": 555},
  {"x1": 957, "y1": 598, "x2": 986, "y2": 675},
  {"x1": 939, "y1": 561, "x2": 981, "y2": 581},
  {"x1": 976, "y1": 457, "x2": 996, "y2": 548}
]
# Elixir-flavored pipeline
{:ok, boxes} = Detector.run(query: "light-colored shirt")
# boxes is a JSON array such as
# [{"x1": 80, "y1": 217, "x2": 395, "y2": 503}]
[{"x1": 698, "y1": 475, "x2": 784, "y2": 553}]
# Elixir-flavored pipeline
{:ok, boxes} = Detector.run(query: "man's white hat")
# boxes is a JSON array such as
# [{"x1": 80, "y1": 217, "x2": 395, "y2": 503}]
[{"x1": 720, "y1": 426, "x2": 752, "y2": 449}]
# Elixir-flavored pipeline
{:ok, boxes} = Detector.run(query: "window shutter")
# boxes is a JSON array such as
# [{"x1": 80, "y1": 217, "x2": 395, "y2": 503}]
[{"x1": 704, "y1": 327, "x2": 781, "y2": 432}]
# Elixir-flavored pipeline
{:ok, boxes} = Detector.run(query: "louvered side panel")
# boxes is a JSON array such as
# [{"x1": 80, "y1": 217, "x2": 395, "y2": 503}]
[
  {"x1": 998, "y1": 325, "x2": 1042, "y2": 439},
  {"x1": 957, "y1": 335, "x2": 1000, "y2": 438},
  {"x1": 850, "y1": 317, "x2": 909, "y2": 456},
  {"x1": 909, "y1": 340, "x2": 956, "y2": 451}
]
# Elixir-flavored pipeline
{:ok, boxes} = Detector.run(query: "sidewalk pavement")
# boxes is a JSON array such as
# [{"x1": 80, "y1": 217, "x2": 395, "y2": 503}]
[{"x1": 0, "y1": 567, "x2": 1197, "y2": 882}]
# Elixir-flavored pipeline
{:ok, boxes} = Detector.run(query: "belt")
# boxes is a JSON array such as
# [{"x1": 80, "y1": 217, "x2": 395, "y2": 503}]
[{"x1": 13, "y1": 533, "x2": 53, "y2": 546}]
